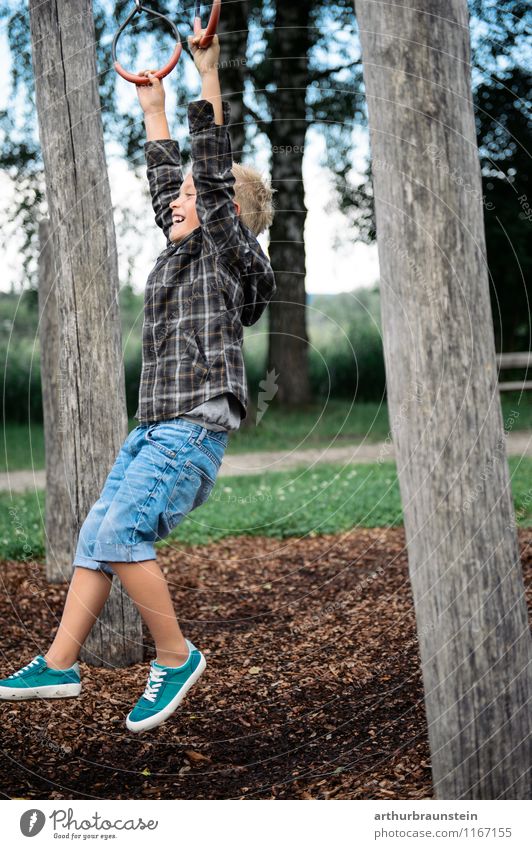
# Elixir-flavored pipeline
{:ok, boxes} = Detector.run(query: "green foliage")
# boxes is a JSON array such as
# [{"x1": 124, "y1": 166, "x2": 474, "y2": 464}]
[
  {"x1": 0, "y1": 422, "x2": 45, "y2": 473},
  {"x1": 1, "y1": 287, "x2": 390, "y2": 422},
  {"x1": 0, "y1": 0, "x2": 195, "y2": 288},
  {"x1": 0, "y1": 339, "x2": 43, "y2": 424},
  {"x1": 1, "y1": 0, "x2": 529, "y2": 361},
  {"x1": 4, "y1": 282, "x2": 532, "y2": 428},
  {"x1": 3, "y1": 392, "x2": 531, "y2": 474},
  {"x1": 477, "y1": 69, "x2": 532, "y2": 351},
  {"x1": 309, "y1": 289, "x2": 385, "y2": 401},
  {"x1": 0, "y1": 399, "x2": 391, "y2": 472},
  {"x1": 0, "y1": 490, "x2": 46, "y2": 560},
  {"x1": 325, "y1": 2, "x2": 532, "y2": 353}
]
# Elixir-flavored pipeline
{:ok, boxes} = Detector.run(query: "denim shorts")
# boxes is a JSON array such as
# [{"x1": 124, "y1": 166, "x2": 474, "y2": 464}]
[{"x1": 73, "y1": 417, "x2": 228, "y2": 577}]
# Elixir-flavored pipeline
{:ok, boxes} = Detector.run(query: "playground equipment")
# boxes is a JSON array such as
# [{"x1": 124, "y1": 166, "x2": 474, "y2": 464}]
[{"x1": 112, "y1": 0, "x2": 222, "y2": 85}]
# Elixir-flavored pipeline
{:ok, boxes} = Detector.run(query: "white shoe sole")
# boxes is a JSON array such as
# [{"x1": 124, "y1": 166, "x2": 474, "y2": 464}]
[
  {"x1": 126, "y1": 654, "x2": 206, "y2": 733},
  {"x1": 0, "y1": 683, "x2": 81, "y2": 700}
]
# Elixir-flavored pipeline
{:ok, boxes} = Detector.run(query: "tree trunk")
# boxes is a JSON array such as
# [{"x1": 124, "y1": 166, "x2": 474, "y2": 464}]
[
  {"x1": 29, "y1": 0, "x2": 143, "y2": 667},
  {"x1": 38, "y1": 219, "x2": 73, "y2": 582},
  {"x1": 217, "y1": 0, "x2": 256, "y2": 428},
  {"x1": 217, "y1": 0, "x2": 249, "y2": 158},
  {"x1": 355, "y1": 0, "x2": 531, "y2": 799},
  {"x1": 265, "y1": 1, "x2": 313, "y2": 407}
]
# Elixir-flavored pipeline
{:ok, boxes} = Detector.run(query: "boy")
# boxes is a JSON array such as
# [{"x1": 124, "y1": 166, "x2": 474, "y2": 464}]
[{"x1": 0, "y1": 32, "x2": 276, "y2": 733}]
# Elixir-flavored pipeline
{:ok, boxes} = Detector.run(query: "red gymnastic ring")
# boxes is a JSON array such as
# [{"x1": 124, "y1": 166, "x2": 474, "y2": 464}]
[{"x1": 112, "y1": 2, "x2": 222, "y2": 86}]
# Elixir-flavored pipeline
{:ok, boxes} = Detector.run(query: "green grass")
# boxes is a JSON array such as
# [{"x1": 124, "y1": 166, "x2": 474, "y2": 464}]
[
  {"x1": 1, "y1": 457, "x2": 531, "y2": 561},
  {"x1": 228, "y1": 398, "x2": 392, "y2": 452},
  {"x1": 0, "y1": 401, "x2": 390, "y2": 473},
  {"x1": 0, "y1": 422, "x2": 46, "y2": 473},
  {"x1": 2, "y1": 393, "x2": 531, "y2": 472}
]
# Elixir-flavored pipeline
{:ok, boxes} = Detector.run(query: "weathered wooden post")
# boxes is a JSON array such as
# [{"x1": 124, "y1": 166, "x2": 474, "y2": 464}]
[
  {"x1": 38, "y1": 218, "x2": 73, "y2": 583},
  {"x1": 355, "y1": 0, "x2": 531, "y2": 798},
  {"x1": 30, "y1": 0, "x2": 143, "y2": 666}
]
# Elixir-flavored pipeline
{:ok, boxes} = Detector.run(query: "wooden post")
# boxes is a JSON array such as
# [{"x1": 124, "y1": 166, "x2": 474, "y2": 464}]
[
  {"x1": 355, "y1": 0, "x2": 531, "y2": 798},
  {"x1": 38, "y1": 218, "x2": 74, "y2": 582},
  {"x1": 29, "y1": 0, "x2": 143, "y2": 666}
]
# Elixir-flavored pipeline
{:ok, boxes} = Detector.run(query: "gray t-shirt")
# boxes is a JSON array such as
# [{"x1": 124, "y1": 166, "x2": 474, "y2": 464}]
[{"x1": 179, "y1": 392, "x2": 242, "y2": 432}]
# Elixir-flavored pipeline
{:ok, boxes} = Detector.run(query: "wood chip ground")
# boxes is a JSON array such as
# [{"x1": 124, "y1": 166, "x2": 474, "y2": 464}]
[{"x1": 1, "y1": 528, "x2": 530, "y2": 800}]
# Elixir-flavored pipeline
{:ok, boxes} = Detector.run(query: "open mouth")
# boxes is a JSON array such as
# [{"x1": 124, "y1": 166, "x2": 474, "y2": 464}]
[{"x1": 172, "y1": 215, "x2": 185, "y2": 224}]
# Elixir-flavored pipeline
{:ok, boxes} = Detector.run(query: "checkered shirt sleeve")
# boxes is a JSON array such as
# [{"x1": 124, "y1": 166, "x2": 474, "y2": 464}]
[
  {"x1": 144, "y1": 138, "x2": 183, "y2": 245},
  {"x1": 188, "y1": 99, "x2": 251, "y2": 270}
]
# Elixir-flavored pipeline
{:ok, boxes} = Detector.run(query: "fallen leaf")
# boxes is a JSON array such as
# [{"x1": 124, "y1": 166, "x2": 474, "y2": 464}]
[{"x1": 185, "y1": 750, "x2": 212, "y2": 765}]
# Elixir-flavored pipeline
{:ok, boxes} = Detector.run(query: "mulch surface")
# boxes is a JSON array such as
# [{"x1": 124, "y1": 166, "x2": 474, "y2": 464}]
[{"x1": 1, "y1": 528, "x2": 531, "y2": 800}]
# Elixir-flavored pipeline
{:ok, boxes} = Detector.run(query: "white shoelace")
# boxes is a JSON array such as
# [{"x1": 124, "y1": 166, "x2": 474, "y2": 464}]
[
  {"x1": 11, "y1": 657, "x2": 40, "y2": 678},
  {"x1": 142, "y1": 666, "x2": 167, "y2": 703}
]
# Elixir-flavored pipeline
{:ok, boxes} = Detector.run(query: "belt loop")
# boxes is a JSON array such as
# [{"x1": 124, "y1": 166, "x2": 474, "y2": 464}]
[{"x1": 196, "y1": 426, "x2": 207, "y2": 444}]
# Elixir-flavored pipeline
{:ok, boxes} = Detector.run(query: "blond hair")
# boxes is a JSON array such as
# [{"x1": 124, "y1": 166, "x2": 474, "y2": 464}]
[{"x1": 231, "y1": 162, "x2": 275, "y2": 236}]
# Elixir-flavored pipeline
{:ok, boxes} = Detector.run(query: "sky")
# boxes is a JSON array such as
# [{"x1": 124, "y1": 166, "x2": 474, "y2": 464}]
[{"x1": 0, "y1": 25, "x2": 379, "y2": 297}]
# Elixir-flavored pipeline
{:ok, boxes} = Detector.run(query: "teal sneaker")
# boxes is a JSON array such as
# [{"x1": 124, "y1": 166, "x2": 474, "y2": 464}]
[
  {"x1": 126, "y1": 639, "x2": 206, "y2": 733},
  {"x1": 0, "y1": 655, "x2": 81, "y2": 700}
]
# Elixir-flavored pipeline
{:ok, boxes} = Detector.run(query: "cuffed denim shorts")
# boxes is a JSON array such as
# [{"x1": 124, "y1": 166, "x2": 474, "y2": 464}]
[{"x1": 73, "y1": 417, "x2": 228, "y2": 577}]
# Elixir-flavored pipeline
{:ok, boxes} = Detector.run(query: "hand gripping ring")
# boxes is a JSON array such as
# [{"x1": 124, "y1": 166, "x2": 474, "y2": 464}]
[
  {"x1": 112, "y1": 1, "x2": 223, "y2": 85},
  {"x1": 112, "y1": 2, "x2": 182, "y2": 86},
  {"x1": 193, "y1": 0, "x2": 222, "y2": 48}
]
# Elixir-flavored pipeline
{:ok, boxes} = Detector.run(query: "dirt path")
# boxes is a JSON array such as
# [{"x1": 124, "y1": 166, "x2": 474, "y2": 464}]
[{"x1": 1, "y1": 431, "x2": 531, "y2": 492}]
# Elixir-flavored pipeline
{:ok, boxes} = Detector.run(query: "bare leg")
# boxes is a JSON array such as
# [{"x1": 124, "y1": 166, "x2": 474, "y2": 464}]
[
  {"x1": 44, "y1": 566, "x2": 113, "y2": 669},
  {"x1": 110, "y1": 559, "x2": 189, "y2": 667}
]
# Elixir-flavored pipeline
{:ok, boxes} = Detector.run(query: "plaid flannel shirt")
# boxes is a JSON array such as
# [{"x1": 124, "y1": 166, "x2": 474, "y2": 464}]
[{"x1": 134, "y1": 99, "x2": 276, "y2": 424}]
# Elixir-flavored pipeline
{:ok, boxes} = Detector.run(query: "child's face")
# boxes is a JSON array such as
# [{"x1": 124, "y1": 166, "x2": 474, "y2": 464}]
[{"x1": 169, "y1": 172, "x2": 200, "y2": 243}]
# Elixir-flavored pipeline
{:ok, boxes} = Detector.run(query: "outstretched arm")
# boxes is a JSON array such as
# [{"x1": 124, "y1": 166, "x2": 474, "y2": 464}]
[
  {"x1": 188, "y1": 31, "x2": 224, "y2": 125},
  {"x1": 136, "y1": 68, "x2": 171, "y2": 140},
  {"x1": 187, "y1": 34, "x2": 249, "y2": 267},
  {"x1": 136, "y1": 70, "x2": 182, "y2": 243}
]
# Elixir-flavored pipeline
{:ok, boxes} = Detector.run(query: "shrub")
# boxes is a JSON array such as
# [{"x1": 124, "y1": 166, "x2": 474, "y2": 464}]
[{"x1": 310, "y1": 317, "x2": 386, "y2": 401}]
